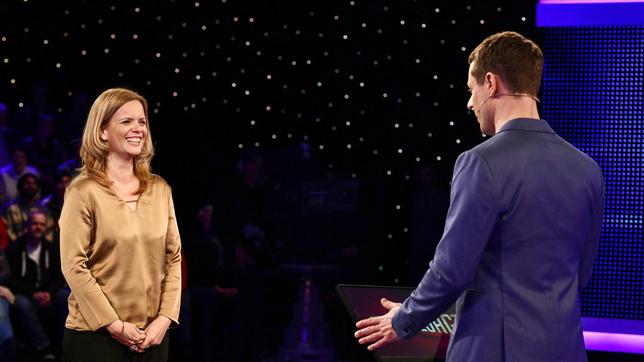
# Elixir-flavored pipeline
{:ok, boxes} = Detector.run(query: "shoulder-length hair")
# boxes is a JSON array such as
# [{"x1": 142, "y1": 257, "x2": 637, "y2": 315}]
[{"x1": 78, "y1": 88, "x2": 155, "y2": 194}]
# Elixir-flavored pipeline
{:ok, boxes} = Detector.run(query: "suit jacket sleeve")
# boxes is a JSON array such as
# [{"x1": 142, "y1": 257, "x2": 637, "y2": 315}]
[
  {"x1": 392, "y1": 150, "x2": 500, "y2": 339},
  {"x1": 579, "y1": 173, "x2": 604, "y2": 290}
]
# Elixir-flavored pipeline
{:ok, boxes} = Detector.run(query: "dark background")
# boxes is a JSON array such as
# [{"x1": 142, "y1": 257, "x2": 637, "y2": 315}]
[
  {"x1": 0, "y1": 0, "x2": 540, "y2": 283},
  {"x1": 3, "y1": 1, "x2": 639, "y2": 361}
]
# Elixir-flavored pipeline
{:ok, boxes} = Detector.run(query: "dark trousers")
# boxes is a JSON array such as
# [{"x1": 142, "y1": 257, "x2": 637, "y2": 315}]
[{"x1": 63, "y1": 328, "x2": 169, "y2": 362}]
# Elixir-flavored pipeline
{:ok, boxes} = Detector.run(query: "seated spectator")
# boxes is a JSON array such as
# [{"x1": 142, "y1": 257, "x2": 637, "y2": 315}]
[
  {"x1": 3, "y1": 174, "x2": 54, "y2": 243},
  {"x1": 56, "y1": 141, "x2": 81, "y2": 178},
  {"x1": 39, "y1": 170, "x2": 71, "y2": 241},
  {"x1": 7, "y1": 209, "x2": 62, "y2": 361},
  {"x1": 0, "y1": 218, "x2": 9, "y2": 252},
  {"x1": 0, "y1": 147, "x2": 40, "y2": 206},
  {"x1": 0, "y1": 249, "x2": 17, "y2": 362}
]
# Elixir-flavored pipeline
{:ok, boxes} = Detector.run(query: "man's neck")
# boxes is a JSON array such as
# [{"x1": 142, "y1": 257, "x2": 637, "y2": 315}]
[
  {"x1": 26, "y1": 235, "x2": 41, "y2": 250},
  {"x1": 13, "y1": 165, "x2": 25, "y2": 174},
  {"x1": 494, "y1": 98, "x2": 540, "y2": 133}
]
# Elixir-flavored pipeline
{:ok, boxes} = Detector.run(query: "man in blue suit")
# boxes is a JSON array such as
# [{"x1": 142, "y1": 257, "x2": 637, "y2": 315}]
[{"x1": 355, "y1": 31, "x2": 604, "y2": 361}]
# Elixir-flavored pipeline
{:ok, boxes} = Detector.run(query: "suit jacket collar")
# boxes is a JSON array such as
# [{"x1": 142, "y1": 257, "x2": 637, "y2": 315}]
[{"x1": 497, "y1": 118, "x2": 555, "y2": 135}]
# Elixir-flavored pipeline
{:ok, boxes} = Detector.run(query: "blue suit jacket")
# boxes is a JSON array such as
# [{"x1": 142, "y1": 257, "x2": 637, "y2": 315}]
[{"x1": 392, "y1": 118, "x2": 604, "y2": 362}]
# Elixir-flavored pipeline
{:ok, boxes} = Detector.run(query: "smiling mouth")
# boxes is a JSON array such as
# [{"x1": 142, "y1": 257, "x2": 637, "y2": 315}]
[{"x1": 125, "y1": 137, "x2": 142, "y2": 144}]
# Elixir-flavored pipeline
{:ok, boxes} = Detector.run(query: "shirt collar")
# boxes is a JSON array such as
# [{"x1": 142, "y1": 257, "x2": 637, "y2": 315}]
[{"x1": 497, "y1": 118, "x2": 555, "y2": 134}]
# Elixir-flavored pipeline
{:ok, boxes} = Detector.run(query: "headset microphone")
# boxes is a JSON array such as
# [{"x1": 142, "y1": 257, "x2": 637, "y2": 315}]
[{"x1": 473, "y1": 94, "x2": 493, "y2": 112}]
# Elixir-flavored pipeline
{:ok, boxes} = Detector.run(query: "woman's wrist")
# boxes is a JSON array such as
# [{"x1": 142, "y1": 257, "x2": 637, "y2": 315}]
[{"x1": 107, "y1": 320, "x2": 124, "y2": 335}]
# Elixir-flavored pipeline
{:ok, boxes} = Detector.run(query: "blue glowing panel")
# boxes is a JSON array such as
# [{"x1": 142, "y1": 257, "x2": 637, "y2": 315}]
[
  {"x1": 541, "y1": 26, "x2": 644, "y2": 320},
  {"x1": 537, "y1": 1, "x2": 644, "y2": 26}
]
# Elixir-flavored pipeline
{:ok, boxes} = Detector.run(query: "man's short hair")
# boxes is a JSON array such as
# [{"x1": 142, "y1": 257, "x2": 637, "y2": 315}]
[
  {"x1": 27, "y1": 208, "x2": 47, "y2": 224},
  {"x1": 17, "y1": 172, "x2": 39, "y2": 190},
  {"x1": 468, "y1": 31, "x2": 544, "y2": 96}
]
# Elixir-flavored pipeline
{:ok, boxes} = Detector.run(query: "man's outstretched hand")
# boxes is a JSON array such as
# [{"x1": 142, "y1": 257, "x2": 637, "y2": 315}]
[{"x1": 354, "y1": 298, "x2": 401, "y2": 351}]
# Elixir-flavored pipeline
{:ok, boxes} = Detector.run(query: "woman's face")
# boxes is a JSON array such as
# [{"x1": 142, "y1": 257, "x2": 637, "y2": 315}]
[{"x1": 101, "y1": 100, "x2": 147, "y2": 161}]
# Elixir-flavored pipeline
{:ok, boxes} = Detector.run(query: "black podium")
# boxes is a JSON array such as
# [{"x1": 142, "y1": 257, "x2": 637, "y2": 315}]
[{"x1": 337, "y1": 284, "x2": 455, "y2": 362}]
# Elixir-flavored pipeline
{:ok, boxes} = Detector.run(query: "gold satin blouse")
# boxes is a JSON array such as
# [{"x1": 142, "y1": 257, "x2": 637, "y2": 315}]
[{"x1": 59, "y1": 174, "x2": 182, "y2": 331}]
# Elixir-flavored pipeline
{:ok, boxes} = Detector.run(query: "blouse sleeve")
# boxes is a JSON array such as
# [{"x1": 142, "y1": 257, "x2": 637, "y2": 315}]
[
  {"x1": 157, "y1": 185, "x2": 182, "y2": 326},
  {"x1": 59, "y1": 186, "x2": 119, "y2": 330}
]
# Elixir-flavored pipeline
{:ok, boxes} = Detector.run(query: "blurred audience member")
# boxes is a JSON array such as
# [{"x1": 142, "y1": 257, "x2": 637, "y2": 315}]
[
  {"x1": 0, "y1": 147, "x2": 40, "y2": 206},
  {"x1": 40, "y1": 170, "x2": 72, "y2": 242},
  {"x1": 56, "y1": 141, "x2": 81, "y2": 178},
  {"x1": 3, "y1": 173, "x2": 54, "y2": 243},
  {"x1": 0, "y1": 218, "x2": 9, "y2": 252},
  {"x1": 7, "y1": 209, "x2": 60, "y2": 360},
  {"x1": 0, "y1": 249, "x2": 17, "y2": 362}
]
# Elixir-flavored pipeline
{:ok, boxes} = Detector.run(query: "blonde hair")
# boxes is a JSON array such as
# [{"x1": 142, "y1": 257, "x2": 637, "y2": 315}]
[{"x1": 78, "y1": 88, "x2": 155, "y2": 193}]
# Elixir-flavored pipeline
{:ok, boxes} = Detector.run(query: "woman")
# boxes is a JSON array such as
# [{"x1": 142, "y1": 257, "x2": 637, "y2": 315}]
[{"x1": 59, "y1": 88, "x2": 181, "y2": 361}]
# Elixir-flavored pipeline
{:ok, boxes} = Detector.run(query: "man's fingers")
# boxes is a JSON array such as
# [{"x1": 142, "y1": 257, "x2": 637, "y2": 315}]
[
  {"x1": 354, "y1": 324, "x2": 382, "y2": 339},
  {"x1": 381, "y1": 298, "x2": 398, "y2": 309},
  {"x1": 356, "y1": 316, "x2": 380, "y2": 328},
  {"x1": 358, "y1": 331, "x2": 383, "y2": 346},
  {"x1": 368, "y1": 335, "x2": 391, "y2": 351}
]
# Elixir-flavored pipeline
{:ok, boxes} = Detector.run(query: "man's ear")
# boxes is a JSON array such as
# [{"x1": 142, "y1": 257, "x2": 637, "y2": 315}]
[{"x1": 485, "y1": 72, "x2": 496, "y2": 90}]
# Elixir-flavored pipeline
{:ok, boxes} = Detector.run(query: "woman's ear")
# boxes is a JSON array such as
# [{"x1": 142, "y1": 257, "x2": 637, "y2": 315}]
[{"x1": 100, "y1": 129, "x2": 108, "y2": 141}]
